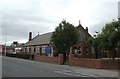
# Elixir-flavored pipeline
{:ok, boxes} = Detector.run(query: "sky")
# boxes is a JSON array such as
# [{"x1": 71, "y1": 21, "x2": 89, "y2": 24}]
[{"x1": 0, "y1": 0, "x2": 119, "y2": 45}]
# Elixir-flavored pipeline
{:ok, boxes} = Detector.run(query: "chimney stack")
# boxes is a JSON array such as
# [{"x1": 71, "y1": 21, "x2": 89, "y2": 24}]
[
  {"x1": 29, "y1": 32, "x2": 32, "y2": 41},
  {"x1": 86, "y1": 27, "x2": 88, "y2": 32}
]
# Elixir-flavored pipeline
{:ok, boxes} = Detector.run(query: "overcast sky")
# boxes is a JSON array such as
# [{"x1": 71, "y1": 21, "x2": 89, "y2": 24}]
[{"x1": 0, "y1": 0, "x2": 119, "y2": 45}]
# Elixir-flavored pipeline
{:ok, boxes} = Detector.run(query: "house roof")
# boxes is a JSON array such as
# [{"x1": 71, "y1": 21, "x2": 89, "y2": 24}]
[{"x1": 24, "y1": 32, "x2": 52, "y2": 46}]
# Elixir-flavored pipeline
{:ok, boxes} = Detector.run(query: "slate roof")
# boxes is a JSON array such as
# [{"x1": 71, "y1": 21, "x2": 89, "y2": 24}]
[{"x1": 24, "y1": 32, "x2": 52, "y2": 46}]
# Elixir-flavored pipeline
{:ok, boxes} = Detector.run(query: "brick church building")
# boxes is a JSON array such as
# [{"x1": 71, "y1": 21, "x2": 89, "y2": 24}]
[{"x1": 22, "y1": 21, "x2": 91, "y2": 58}]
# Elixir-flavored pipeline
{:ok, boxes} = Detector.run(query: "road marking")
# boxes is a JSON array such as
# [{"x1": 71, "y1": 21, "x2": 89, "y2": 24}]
[
  {"x1": 48, "y1": 66, "x2": 99, "y2": 77},
  {"x1": 54, "y1": 70, "x2": 89, "y2": 77},
  {"x1": 63, "y1": 70, "x2": 72, "y2": 73},
  {"x1": 75, "y1": 74, "x2": 87, "y2": 77},
  {"x1": 47, "y1": 67, "x2": 72, "y2": 73},
  {"x1": 55, "y1": 70, "x2": 99, "y2": 77},
  {"x1": 54, "y1": 71, "x2": 73, "y2": 76},
  {"x1": 75, "y1": 71, "x2": 99, "y2": 77}
]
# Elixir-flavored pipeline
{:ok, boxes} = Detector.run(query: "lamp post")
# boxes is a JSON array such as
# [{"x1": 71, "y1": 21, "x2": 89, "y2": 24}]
[
  {"x1": 4, "y1": 44, "x2": 6, "y2": 56},
  {"x1": 4, "y1": 27, "x2": 7, "y2": 56}
]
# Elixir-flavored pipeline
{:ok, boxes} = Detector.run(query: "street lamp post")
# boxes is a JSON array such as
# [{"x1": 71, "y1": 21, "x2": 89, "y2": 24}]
[
  {"x1": 4, "y1": 44, "x2": 6, "y2": 56},
  {"x1": 4, "y1": 31, "x2": 7, "y2": 56},
  {"x1": 3, "y1": 24, "x2": 7, "y2": 56}
]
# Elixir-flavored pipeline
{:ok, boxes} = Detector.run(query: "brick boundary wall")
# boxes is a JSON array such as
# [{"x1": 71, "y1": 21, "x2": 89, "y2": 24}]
[
  {"x1": 34, "y1": 54, "x2": 64, "y2": 65},
  {"x1": 116, "y1": 48, "x2": 120, "y2": 58},
  {"x1": 69, "y1": 54, "x2": 120, "y2": 69}
]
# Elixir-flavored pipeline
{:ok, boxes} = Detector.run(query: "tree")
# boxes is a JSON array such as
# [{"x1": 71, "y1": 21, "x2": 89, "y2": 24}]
[
  {"x1": 112, "y1": 19, "x2": 120, "y2": 47},
  {"x1": 51, "y1": 20, "x2": 79, "y2": 63},
  {"x1": 87, "y1": 19, "x2": 120, "y2": 59},
  {"x1": 87, "y1": 36, "x2": 101, "y2": 59},
  {"x1": 99, "y1": 24, "x2": 116, "y2": 59}
]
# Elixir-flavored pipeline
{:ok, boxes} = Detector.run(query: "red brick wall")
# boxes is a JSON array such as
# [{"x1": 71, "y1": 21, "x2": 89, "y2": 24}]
[
  {"x1": 116, "y1": 48, "x2": 120, "y2": 58},
  {"x1": 34, "y1": 54, "x2": 64, "y2": 65},
  {"x1": 101, "y1": 59, "x2": 120, "y2": 69},
  {"x1": 69, "y1": 54, "x2": 120, "y2": 69}
]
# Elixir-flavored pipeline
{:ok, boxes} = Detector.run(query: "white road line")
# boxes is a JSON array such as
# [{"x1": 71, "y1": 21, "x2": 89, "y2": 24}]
[
  {"x1": 54, "y1": 70, "x2": 89, "y2": 77},
  {"x1": 47, "y1": 67, "x2": 72, "y2": 73},
  {"x1": 54, "y1": 71, "x2": 73, "y2": 76},
  {"x1": 75, "y1": 74, "x2": 88, "y2": 77},
  {"x1": 76, "y1": 71, "x2": 99, "y2": 77},
  {"x1": 48, "y1": 66, "x2": 99, "y2": 77},
  {"x1": 36, "y1": 62, "x2": 99, "y2": 77},
  {"x1": 62, "y1": 70, "x2": 72, "y2": 73}
]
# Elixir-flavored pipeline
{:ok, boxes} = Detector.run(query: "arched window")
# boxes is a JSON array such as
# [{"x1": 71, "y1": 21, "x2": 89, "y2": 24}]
[{"x1": 78, "y1": 46, "x2": 82, "y2": 55}]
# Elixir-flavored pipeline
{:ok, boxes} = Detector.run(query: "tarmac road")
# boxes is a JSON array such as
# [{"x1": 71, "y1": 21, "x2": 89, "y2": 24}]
[{"x1": 2, "y1": 56, "x2": 119, "y2": 79}]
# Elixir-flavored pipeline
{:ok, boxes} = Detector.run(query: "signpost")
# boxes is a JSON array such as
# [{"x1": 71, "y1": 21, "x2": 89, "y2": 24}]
[{"x1": 45, "y1": 47, "x2": 51, "y2": 56}]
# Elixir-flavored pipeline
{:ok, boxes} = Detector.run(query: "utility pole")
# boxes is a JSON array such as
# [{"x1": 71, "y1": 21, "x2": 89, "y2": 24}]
[
  {"x1": 4, "y1": 24, "x2": 7, "y2": 56},
  {"x1": 4, "y1": 45, "x2": 6, "y2": 56},
  {"x1": 5, "y1": 37, "x2": 6, "y2": 56}
]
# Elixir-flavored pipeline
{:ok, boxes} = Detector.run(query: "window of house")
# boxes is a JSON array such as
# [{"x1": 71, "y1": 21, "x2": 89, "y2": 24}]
[
  {"x1": 23, "y1": 48, "x2": 25, "y2": 52},
  {"x1": 31, "y1": 47, "x2": 34, "y2": 53},
  {"x1": 78, "y1": 46, "x2": 82, "y2": 55},
  {"x1": 25, "y1": 48, "x2": 27, "y2": 53},
  {"x1": 36, "y1": 47, "x2": 39, "y2": 53},
  {"x1": 42, "y1": 47, "x2": 45, "y2": 53},
  {"x1": 39, "y1": 47, "x2": 42, "y2": 55},
  {"x1": 34, "y1": 47, "x2": 36, "y2": 53},
  {"x1": 27, "y1": 47, "x2": 29, "y2": 52},
  {"x1": 29, "y1": 47, "x2": 31, "y2": 53}
]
